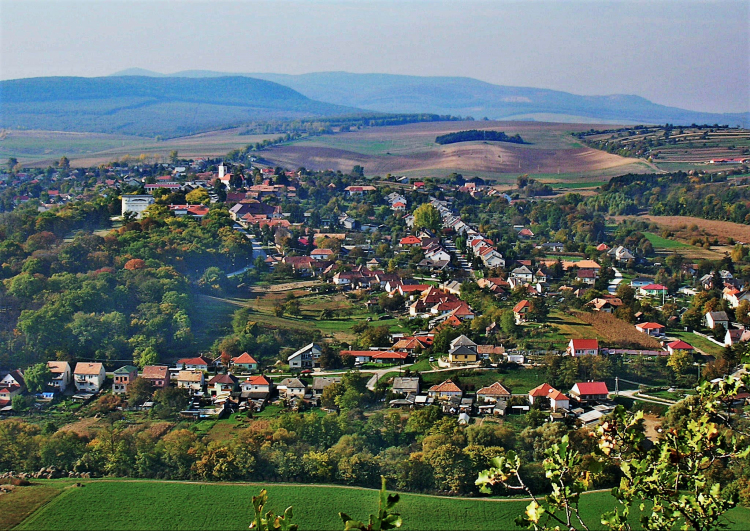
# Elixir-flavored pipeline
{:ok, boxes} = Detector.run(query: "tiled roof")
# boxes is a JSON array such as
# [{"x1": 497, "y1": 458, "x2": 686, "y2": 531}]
[{"x1": 429, "y1": 379, "x2": 461, "y2": 393}]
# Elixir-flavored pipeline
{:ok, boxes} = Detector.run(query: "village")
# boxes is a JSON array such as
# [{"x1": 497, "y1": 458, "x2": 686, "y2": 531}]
[{"x1": 2, "y1": 156, "x2": 749, "y2": 433}]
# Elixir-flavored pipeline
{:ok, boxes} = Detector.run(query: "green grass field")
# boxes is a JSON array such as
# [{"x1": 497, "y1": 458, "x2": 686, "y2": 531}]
[
  {"x1": 10, "y1": 479, "x2": 750, "y2": 531},
  {"x1": 421, "y1": 366, "x2": 545, "y2": 394},
  {"x1": 643, "y1": 232, "x2": 693, "y2": 250},
  {"x1": 669, "y1": 331, "x2": 725, "y2": 358}
]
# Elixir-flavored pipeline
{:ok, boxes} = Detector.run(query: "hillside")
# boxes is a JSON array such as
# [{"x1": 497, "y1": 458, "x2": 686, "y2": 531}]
[
  {"x1": 112, "y1": 69, "x2": 750, "y2": 127},
  {"x1": 0, "y1": 76, "x2": 362, "y2": 137}
]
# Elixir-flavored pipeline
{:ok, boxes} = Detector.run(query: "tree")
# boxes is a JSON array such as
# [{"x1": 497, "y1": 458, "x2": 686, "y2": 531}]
[
  {"x1": 127, "y1": 377, "x2": 153, "y2": 406},
  {"x1": 134, "y1": 346, "x2": 159, "y2": 368},
  {"x1": 199, "y1": 267, "x2": 229, "y2": 295},
  {"x1": 23, "y1": 362, "x2": 52, "y2": 393},
  {"x1": 477, "y1": 374, "x2": 750, "y2": 531},
  {"x1": 412, "y1": 203, "x2": 441, "y2": 231},
  {"x1": 7, "y1": 157, "x2": 18, "y2": 171},
  {"x1": 169, "y1": 150, "x2": 179, "y2": 164},
  {"x1": 185, "y1": 188, "x2": 210, "y2": 205}
]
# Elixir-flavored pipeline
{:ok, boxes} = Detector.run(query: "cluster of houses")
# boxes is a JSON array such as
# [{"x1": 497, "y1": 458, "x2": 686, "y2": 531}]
[{"x1": 387, "y1": 374, "x2": 613, "y2": 426}]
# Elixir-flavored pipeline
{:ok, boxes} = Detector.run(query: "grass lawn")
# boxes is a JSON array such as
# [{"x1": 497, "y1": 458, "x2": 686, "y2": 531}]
[
  {"x1": 643, "y1": 232, "x2": 693, "y2": 250},
  {"x1": 13, "y1": 479, "x2": 750, "y2": 531},
  {"x1": 669, "y1": 330, "x2": 725, "y2": 358}
]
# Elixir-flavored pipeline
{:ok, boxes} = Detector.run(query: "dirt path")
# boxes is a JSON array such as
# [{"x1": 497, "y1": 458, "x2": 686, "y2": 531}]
[{"x1": 253, "y1": 280, "x2": 322, "y2": 293}]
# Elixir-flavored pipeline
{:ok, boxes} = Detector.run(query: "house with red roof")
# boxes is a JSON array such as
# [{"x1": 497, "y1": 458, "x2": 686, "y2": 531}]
[
  {"x1": 640, "y1": 284, "x2": 668, "y2": 297},
  {"x1": 399, "y1": 235, "x2": 422, "y2": 247},
  {"x1": 548, "y1": 389, "x2": 571, "y2": 411},
  {"x1": 528, "y1": 383, "x2": 555, "y2": 406},
  {"x1": 513, "y1": 300, "x2": 531, "y2": 323},
  {"x1": 635, "y1": 322, "x2": 665, "y2": 336},
  {"x1": 570, "y1": 381, "x2": 609, "y2": 402},
  {"x1": 666, "y1": 340, "x2": 695, "y2": 355},
  {"x1": 231, "y1": 352, "x2": 259, "y2": 372},
  {"x1": 567, "y1": 339, "x2": 599, "y2": 357},
  {"x1": 240, "y1": 375, "x2": 272, "y2": 398},
  {"x1": 176, "y1": 356, "x2": 212, "y2": 371},
  {"x1": 141, "y1": 365, "x2": 169, "y2": 389},
  {"x1": 477, "y1": 382, "x2": 511, "y2": 403}
]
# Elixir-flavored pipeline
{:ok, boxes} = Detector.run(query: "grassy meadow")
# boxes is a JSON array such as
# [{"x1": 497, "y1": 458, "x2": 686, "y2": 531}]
[{"x1": 8, "y1": 479, "x2": 750, "y2": 531}]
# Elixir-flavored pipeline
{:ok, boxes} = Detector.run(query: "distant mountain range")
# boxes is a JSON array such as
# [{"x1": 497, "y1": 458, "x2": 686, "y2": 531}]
[
  {"x1": 113, "y1": 68, "x2": 750, "y2": 128},
  {"x1": 1, "y1": 70, "x2": 747, "y2": 138},
  {"x1": 0, "y1": 76, "x2": 360, "y2": 137}
]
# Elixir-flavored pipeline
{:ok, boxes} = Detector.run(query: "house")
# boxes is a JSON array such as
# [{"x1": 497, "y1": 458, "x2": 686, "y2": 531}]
[
  {"x1": 288, "y1": 343, "x2": 323, "y2": 370},
  {"x1": 47, "y1": 361, "x2": 71, "y2": 394},
  {"x1": 569, "y1": 381, "x2": 609, "y2": 402},
  {"x1": 528, "y1": 383, "x2": 556, "y2": 406},
  {"x1": 635, "y1": 322, "x2": 666, "y2": 336},
  {"x1": 427, "y1": 379, "x2": 462, "y2": 400},
  {"x1": 576, "y1": 269, "x2": 597, "y2": 285},
  {"x1": 725, "y1": 328, "x2": 750, "y2": 346},
  {"x1": 177, "y1": 370, "x2": 205, "y2": 394},
  {"x1": 513, "y1": 300, "x2": 531, "y2": 323},
  {"x1": 548, "y1": 389, "x2": 570, "y2": 412},
  {"x1": 640, "y1": 284, "x2": 668, "y2": 298},
  {"x1": 587, "y1": 297, "x2": 622, "y2": 313},
  {"x1": 607, "y1": 246, "x2": 635, "y2": 262},
  {"x1": 630, "y1": 278, "x2": 653, "y2": 289},
  {"x1": 207, "y1": 374, "x2": 239, "y2": 396},
  {"x1": 392, "y1": 377, "x2": 420, "y2": 396},
  {"x1": 121, "y1": 195, "x2": 154, "y2": 219},
  {"x1": 231, "y1": 352, "x2": 259, "y2": 372},
  {"x1": 510, "y1": 266, "x2": 533, "y2": 283},
  {"x1": 448, "y1": 334, "x2": 478, "y2": 365},
  {"x1": 240, "y1": 375, "x2": 272, "y2": 398},
  {"x1": 666, "y1": 340, "x2": 695, "y2": 355},
  {"x1": 73, "y1": 362, "x2": 106, "y2": 393},
  {"x1": 112, "y1": 365, "x2": 138, "y2": 395},
  {"x1": 705, "y1": 311, "x2": 730, "y2": 331},
  {"x1": 312, "y1": 377, "x2": 341, "y2": 397},
  {"x1": 278, "y1": 378, "x2": 307, "y2": 398},
  {"x1": 476, "y1": 382, "x2": 511, "y2": 403},
  {"x1": 567, "y1": 339, "x2": 599, "y2": 357},
  {"x1": 0, "y1": 381, "x2": 24, "y2": 407},
  {"x1": 176, "y1": 356, "x2": 212, "y2": 372},
  {"x1": 311, "y1": 248, "x2": 335, "y2": 261},
  {"x1": 141, "y1": 365, "x2": 169, "y2": 390}
]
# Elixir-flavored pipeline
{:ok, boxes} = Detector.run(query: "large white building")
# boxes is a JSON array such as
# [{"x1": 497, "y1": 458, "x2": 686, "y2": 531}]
[{"x1": 122, "y1": 195, "x2": 155, "y2": 219}]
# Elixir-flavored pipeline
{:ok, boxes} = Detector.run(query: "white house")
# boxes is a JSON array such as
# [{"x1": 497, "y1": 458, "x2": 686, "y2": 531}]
[
  {"x1": 277, "y1": 378, "x2": 307, "y2": 398},
  {"x1": 47, "y1": 361, "x2": 71, "y2": 394},
  {"x1": 288, "y1": 343, "x2": 323, "y2": 370},
  {"x1": 121, "y1": 195, "x2": 155, "y2": 219},
  {"x1": 567, "y1": 339, "x2": 599, "y2": 356},
  {"x1": 705, "y1": 311, "x2": 730, "y2": 331},
  {"x1": 73, "y1": 362, "x2": 106, "y2": 393}
]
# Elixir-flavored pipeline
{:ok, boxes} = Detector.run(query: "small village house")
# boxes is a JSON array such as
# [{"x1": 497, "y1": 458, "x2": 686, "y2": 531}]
[
  {"x1": 74, "y1": 362, "x2": 106, "y2": 393},
  {"x1": 113, "y1": 365, "x2": 138, "y2": 395}
]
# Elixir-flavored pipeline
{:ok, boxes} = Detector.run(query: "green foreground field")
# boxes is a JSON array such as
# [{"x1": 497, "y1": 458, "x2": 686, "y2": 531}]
[{"x1": 10, "y1": 479, "x2": 750, "y2": 531}]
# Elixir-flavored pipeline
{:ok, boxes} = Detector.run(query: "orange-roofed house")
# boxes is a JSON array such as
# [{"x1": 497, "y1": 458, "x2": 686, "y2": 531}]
[
  {"x1": 570, "y1": 381, "x2": 609, "y2": 402},
  {"x1": 528, "y1": 383, "x2": 556, "y2": 406},
  {"x1": 231, "y1": 352, "x2": 259, "y2": 372},
  {"x1": 567, "y1": 339, "x2": 599, "y2": 357},
  {"x1": 548, "y1": 389, "x2": 571, "y2": 411},
  {"x1": 240, "y1": 375, "x2": 272, "y2": 396},
  {"x1": 400, "y1": 235, "x2": 422, "y2": 247},
  {"x1": 513, "y1": 299, "x2": 531, "y2": 323},
  {"x1": 74, "y1": 362, "x2": 106, "y2": 393},
  {"x1": 428, "y1": 379, "x2": 463, "y2": 400},
  {"x1": 477, "y1": 382, "x2": 511, "y2": 403},
  {"x1": 176, "y1": 356, "x2": 212, "y2": 371}
]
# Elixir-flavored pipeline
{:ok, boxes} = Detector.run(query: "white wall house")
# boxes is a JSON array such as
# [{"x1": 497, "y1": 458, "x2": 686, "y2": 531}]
[
  {"x1": 121, "y1": 195, "x2": 155, "y2": 219},
  {"x1": 73, "y1": 362, "x2": 106, "y2": 393}
]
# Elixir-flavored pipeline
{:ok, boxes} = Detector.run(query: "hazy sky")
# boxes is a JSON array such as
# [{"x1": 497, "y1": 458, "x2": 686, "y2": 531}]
[{"x1": 1, "y1": 0, "x2": 748, "y2": 113}]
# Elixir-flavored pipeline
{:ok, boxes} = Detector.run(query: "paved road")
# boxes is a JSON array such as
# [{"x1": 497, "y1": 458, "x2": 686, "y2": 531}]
[
  {"x1": 227, "y1": 226, "x2": 267, "y2": 278},
  {"x1": 608, "y1": 267, "x2": 623, "y2": 294},
  {"x1": 616, "y1": 388, "x2": 676, "y2": 405}
]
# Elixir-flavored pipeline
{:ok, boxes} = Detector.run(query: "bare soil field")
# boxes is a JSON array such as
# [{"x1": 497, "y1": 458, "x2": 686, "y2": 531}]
[
  {"x1": 1, "y1": 128, "x2": 278, "y2": 167},
  {"x1": 617, "y1": 215, "x2": 750, "y2": 245},
  {"x1": 262, "y1": 121, "x2": 645, "y2": 181}
]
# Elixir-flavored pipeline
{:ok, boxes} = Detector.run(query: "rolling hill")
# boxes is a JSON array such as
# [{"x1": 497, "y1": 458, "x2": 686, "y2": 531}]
[
  {"x1": 113, "y1": 69, "x2": 750, "y2": 127},
  {"x1": 0, "y1": 76, "x2": 362, "y2": 137}
]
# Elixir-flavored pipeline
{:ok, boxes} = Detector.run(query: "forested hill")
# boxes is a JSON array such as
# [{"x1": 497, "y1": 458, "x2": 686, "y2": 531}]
[
  {"x1": 110, "y1": 69, "x2": 750, "y2": 127},
  {"x1": 0, "y1": 76, "x2": 363, "y2": 137}
]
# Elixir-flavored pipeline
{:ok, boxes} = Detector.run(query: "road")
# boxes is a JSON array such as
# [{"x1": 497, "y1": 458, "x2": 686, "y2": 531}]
[
  {"x1": 608, "y1": 267, "x2": 623, "y2": 294},
  {"x1": 226, "y1": 225, "x2": 267, "y2": 278}
]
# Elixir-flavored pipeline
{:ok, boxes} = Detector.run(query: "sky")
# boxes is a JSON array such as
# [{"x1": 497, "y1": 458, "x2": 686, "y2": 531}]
[{"x1": 1, "y1": 0, "x2": 748, "y2": 114}]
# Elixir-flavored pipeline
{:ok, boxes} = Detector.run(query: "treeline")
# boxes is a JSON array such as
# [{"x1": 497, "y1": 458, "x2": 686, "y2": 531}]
[
  {"x1": 0, "y1": 397, "x2": 617, "y2": 496},
  {"x1": 588, "y1": 171, "x2": 750, "y2": 222},
  {"x1": 239, "y1": 114, "x2": 466, "y2": 136},
  {"x1": 0, "y1": 202, "x2": 254, "y2": 368},
  {"x1": 435, "y1": 130, "x2": 525, "y2": 145}
]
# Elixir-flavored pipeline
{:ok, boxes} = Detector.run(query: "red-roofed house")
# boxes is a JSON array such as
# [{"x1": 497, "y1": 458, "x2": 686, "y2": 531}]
[
  {"x1": 141, "y1": 365, "x2": 169, "y2": 389},
  {"x1": 528, "y1": 383, "x2": 555, "y2": 405},
  {"x1": 176, "y1": 356, "x2": 212, "y2": 371},
  {"x1": 567, "y1": 339, "x2": 599, "y2": 357},
  {"x1": 548, "y1": 389, "x2": 571, "y2": 411},
  {"x1": 231, "y1": 352, "x2": 259, "y2": 372},
  {"x1": 400, "y1": 236, "x2": 422, "y2": 247},
  {"x1": 240, "y1": 375, "x2": 272, "y2": 396},
  {"x1": 570, "y1": 381, "x2": 609, "y2": 402},
  {"x1": 666, "y1": 340, "x2": 695, "y2": 355},
  {"x1": 635, "y1": 322, "x2": 665, "y2": 336},
  {"x1": 513, "y1": 300, "x2": 531, "y2": 323},
  {"x1": 640, "y1": 284, "x2": 668, "y2": 297}
]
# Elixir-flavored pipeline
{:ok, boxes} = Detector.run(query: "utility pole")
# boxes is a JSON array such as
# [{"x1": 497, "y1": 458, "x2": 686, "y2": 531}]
[{"x1": 615, "y1": 376, "x2": 619, "y2": 396}]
